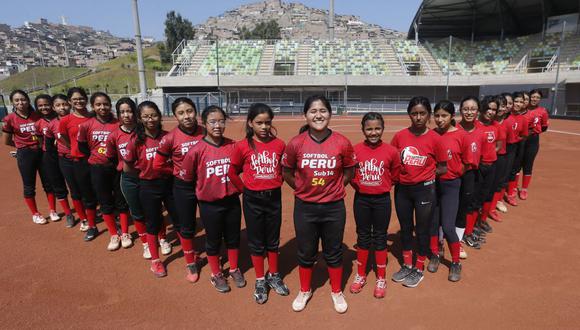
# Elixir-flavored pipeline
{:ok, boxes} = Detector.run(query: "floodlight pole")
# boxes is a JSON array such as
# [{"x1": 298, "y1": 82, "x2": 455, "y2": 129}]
[
  {"x1": 445, "y1": 35, "x2": 452, "y2": 99},
  {"x1": 131, "y1": 0, "x2": 148, "y2": 100},
  {"x1": 551, "y1": 21, "x2": 566, "y2": 115}
]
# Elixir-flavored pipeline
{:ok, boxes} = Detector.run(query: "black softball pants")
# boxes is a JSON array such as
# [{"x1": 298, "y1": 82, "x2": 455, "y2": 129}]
[
  {"x1": 502, "y1": 144, "x2": 518, "y2": 189},
  {"x1": 353, "y1": 192, "x2": 391, "y2": 251},
  {"x1": 59, "y1": 156, "x2": 82, "y2": 201},
  {"x1": 430, "y1": 178, "x2": 461, "y2": 243},
  {"x1": 522, "y1": 134, "x2": 540, "y2": 175},
  {"x1": 42, "y1": 151, "x2": 68, "y2": 199},
  {"x1": 173, "y1": 178, "x2": 198, "y2": 239},
  {"x1": 140, "y1": 178, "x2": 178, "y2": 235},
  {"x1": 243, "y1": 188, "x2": 282, "y2": 256},
  {"x1": 510, "y1": 140, "x2": 526, "y2": 181},
  {"x1": 493, "y1": 154, "x2": 508, "y2": 193},
  {"x1": 475, "y1": 163, "x2": 497, "y2": 207},
  {"x1": 456, "y1": 169, "x2": 477, "y2": 228},
  {"x1": 120, "y1": 172, "x2": 144, "y2": 221},
  {"x1": 72, "y1": 158, "x2": 97, "y2": 209},
  {"x1": 294, "y1": 198, "x2": 346, "y2": 268},
  {"x1": 199, "y1": 194, "x2": 242, "y2": 256},
  {"x1": 394, "y1": 181, "x2": 436, "y2": 257},
  {"x1": 16, "y1": 148, "x2": 51, "y2": 198},
  {"x1": 90, "y1": 165, "x2": 128, "y2": 214}
]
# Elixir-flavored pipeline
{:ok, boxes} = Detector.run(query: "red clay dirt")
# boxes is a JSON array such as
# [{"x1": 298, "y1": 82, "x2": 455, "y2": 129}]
[{"x1": 1, "y1": 116, "x2": 579, "y2": 329}]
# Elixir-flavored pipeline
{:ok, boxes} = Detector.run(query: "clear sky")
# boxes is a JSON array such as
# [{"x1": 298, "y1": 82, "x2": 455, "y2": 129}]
[{"x1": 0, "y1": 0, "x2": 422, "y2": 40}]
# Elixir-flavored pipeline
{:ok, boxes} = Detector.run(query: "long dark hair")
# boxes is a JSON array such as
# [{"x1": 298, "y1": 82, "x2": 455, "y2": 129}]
[
  {"x1": 434, "y1": 100, "x2": 456, "y2": 126},
  {"x1": 479, "y1": 95, "x2": 499, "y2": 121},
  {"x1": 246, "y1": 103, "x2": 276, "y2": 150},
  {"x1": 115, "y1": 97, "x2": 137, "y2": 122},
  {"x1": 299, "y1": 94, "x2": 332, "y2": 133},
  {"x1": 135, "y1": 101, "x2": 163, "y2": 145}
]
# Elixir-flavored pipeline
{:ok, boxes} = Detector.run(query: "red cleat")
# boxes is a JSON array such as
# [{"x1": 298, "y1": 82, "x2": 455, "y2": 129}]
[
  {"x1": 488, "y1": 210, "x2": 502, "y2": 222},
  {"x1": 150, "y1": 260, "x2": 167, "y2": 278},
  {"x1": 505, "y1": 194, "x2": 518, "y2": 206},
  {"x1": 373, "y1": 278, "x2": 386, "y2": 299},
  {"x1": 518, "y1": 189, "x2": 528, "y2": 200}
]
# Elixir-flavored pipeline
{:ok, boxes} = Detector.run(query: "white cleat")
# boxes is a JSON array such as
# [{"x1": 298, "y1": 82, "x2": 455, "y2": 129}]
[
  {"x1": 292, "y1": 290, "x2": 312, "y2": 312},
  {"x1": 331, "y1": 291, "x2": 348, "y2": 314}
]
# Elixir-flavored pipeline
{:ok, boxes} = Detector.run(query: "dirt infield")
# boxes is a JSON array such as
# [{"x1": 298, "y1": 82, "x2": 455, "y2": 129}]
[{"x1": 1, "y1": 116, "x2": 579, "y2": 329}]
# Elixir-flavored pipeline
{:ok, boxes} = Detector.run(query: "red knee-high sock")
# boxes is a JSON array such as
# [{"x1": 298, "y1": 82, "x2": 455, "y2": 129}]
[
  {"x1": 299, "y1": 266, "x2": 313, "y2": 292},
  {"x1": 430, "y1": 236, "x2": 439, "y2": 256},
  {"x1": 119, "y1": 212, "x2": 129, "y2": 234},
  {"x1": 415, "y1": 255, "x2": 426, "y2": 271},
  {"x1": 508, "y1": 179, "x2": 517, "y2": 196},
  {"x1": 86, "y1": 208, "x2": 97, "y2": 228},
  {"x1": 207, "y1": 255, "x2": 221, "y2": 276},
  {"x1": 251, "y1": 255, "x2": 265, "y2": 279},
  {"x1": 58, "y1": 199, "x2": 72, "y2": 215},
  {"x1": 375, "y1": 249, "x2": 388, "y2": 279},
  {"x1": 134, "y1": 220, "x2": 147, "y2": 243},
  {"x1": 158, "y1": 225, "x2": 167, "y2": 240},
  {"x1": 449, "y1": 241, "x2": 461, "y2": 263},
  {"x1": 327, "y1": 266, "x2": 343, "y2": 293},
  {"x1": 500, "y1": 188, "x2": 506, "y2": 196},
  {"x1": 178, "y1": 233, "x2": 196, "y2": 265},
  {"x1": 356, "y1": 248, "x2": 369, "y2": 277},
  {"x1": 465, "y1": 212, "x2": 478, "y2": 235},
  {"x1": 72, "y1": 200, "x2": 86, "y2": 219},
  {"x1": 490, "y1": 191, "x2": 501, "y2": 211},
  {"x1": 481, "y1": 201, "x2": 492, "y2": 222},
  {"x1": 24, "y1": 197, "x2": 39, "y2": 215},
  {"x1": 46, "y1": 193, "x2": 56, "y2": 211},
  {"x1": 403, "y1": 250, "x2": 413, "y2": 267},
  {"x1": 102, "y1": 213, "x2": 118, "y2": 236},
  {"x1": 267, "y1": 251, "x2": 279, "y2": 274},
  {"x1": 146, "y1": 234, "x2": 160, "y2": 260},
  {"x1": 522, "y1": 175, "x2": 532, "y2": 189},
  {"x1": 227, "y1": 249, "x2": 239, "y2": 271}
]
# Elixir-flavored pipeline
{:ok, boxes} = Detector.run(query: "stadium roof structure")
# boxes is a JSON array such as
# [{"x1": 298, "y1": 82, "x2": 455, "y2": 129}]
[{"x1": 408, "y1": 0, "x2": 580, "y2": 40}]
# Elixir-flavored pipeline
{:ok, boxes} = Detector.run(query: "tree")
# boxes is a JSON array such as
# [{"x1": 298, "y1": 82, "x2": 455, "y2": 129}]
[
  {"x1": 159, "y1": 11, "x2": 195, "y2": 64},
  {"x1": 240, "y1": 20, "x2": 281, "y2": 40}
]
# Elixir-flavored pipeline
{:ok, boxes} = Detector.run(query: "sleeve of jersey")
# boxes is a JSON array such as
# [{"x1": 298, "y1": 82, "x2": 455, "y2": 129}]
[
  {"x1": 105, "y1": 132, "x2": 116, "y2": 161},
  {"x1": 58, "y1": 116, "x2": 69, "y2": 139},
  {"x1": 2, "y1": 115, "x2": 13, "y2": 133},
  {"x1": 389, "y1": 148, "x2": 401, "y2": 184},
  {"x1": 434, "y1": 136, "x2": 448, "y2": 163},
  {"x1": 156, "y1": 133, "x2": 172, "y2": 157},
  {"x1": 123, "y1": 142, "x2": 137, "y2": 163},
  {"x1": 281, "y1": 139, "x2": 296, "y2": 169},
  {"x1": 390, "y1": 133, "x2": 399, "y2": 149},
  {"x1": 34, "y1": 121, "x2": 42, "y2": 137},
  {"x1": 229, "y1": 142, "x2": 244, "y2": 173},
  {"x1": 178, "y1": 148, "x2": 197, "y2": 182},
  {"x1": 541, "y1": 110, "x2": 549, "y2": 131},
  {"x1": 76, "y1": 122, "x2": 88, "y2": 143},
  {"x1": 342, "y1": 139, "x2": 357, "y2": 167}
]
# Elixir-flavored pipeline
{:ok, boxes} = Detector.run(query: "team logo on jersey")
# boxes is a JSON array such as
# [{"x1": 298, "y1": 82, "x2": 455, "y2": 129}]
[
  {"x1": 300, "y1": 153, "x2": 337, "y2": 169},
  {"x1": 447, "y1": 149, "x2": 452, "y2": 160},
  {"x1": 512, "y1": 122, "x2": 518, "y2": 130},
  {"x1": 533, "y1": 117, "x2": 540, "y2": 125},
  {"x1": 92, "y1": 131, "x2": 111, "y2": 142},
  {"x1": 358, "y1": 158, "x2": 385, "y2": 185},
  {"x1": 180, "y1": 141, "x2": 199, "y2": 155},
  {"x1": 205, "y1": 158, "x2": 231, "y2": 183},
  {"x1": 19, "y1": 122, "x2": 36, "y2": 134},
  {"x1": 470, "y1": 142, "x2": 478, "y2": 153},
  {"x1": 250, "y1": 151, "x2": 279, "y2": 179},
  {"x1": 401, "y1": 146, "x2": 427, "y2": 166},
  {"x1": 145, "y1": 147, "x2": 158, "y2": 160},
  {"x1": 486, "y1": 131, "x2": 496, "y2": 143},
  {"x1": 119, "y1": 142, "x2": 129, "y2": 157}
]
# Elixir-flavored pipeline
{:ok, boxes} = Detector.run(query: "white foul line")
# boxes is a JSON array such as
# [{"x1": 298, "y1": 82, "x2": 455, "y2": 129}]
[{"x1": 547, "y1": 129, "x2": 580, "y2": 137}]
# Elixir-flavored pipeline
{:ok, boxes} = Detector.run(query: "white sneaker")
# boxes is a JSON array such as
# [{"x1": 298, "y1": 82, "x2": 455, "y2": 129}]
[
  {"x1": 49, "y1": 211, "x2": 61, "y2": 222},
  {"x1": 160, "y1": 239, "x2": 172, "y2": 255},
  {"x1": 331, "y1": 291, "x2": 348, "y2": 314},
  {"x1": 496, "y1": 201, "x2": 508, "y2": 213},
  {"x1": 79, "y1": 220, "x2": 89, "y2": 232},
  {"x1": 32, "y1": 214, "x2": 47, "y2": 225},
  {"x1": 292, "y1": 290, "x2": 312, "y2": 312},
  {"x1": 142, "y1": 243, "x2": 151, "y2": 259},
  {"x1": 460, "y1": 245, "x2": 468, "y2": 259},
  {"x1": 107, "y1": 235, "x2": 121, "y2": 251},
  {"x1": 121, "y1": 233, "x2": 133, "y2": 248}
]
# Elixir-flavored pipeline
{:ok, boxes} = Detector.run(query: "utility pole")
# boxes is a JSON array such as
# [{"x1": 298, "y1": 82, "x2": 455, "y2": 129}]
[
  {"x1": 131, "y1": 0, "x2": 148, "y2": 100},
  {"x1": 551, "y1": 21, "x2": 566, "y2": 115},
  {"x1": 329, "y1": 0, "x2": 335, "y2": 40},
  {"x1": 445, "y1": 35, "x2": 452, "y2": 99}
]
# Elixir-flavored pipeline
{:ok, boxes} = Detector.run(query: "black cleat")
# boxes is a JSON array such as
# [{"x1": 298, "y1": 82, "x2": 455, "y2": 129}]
[
  {"x1": 402, "y1": 268, "x2": 424, "y2": 288},
  {"x1": 211, "y1": 273, "x2": 231, "y2": 293},
  {"x1": 478, "y1": 220, "x2": 493, "y2": 233},
  {"x1": 65, "y1": 214, "x2": 76, "y2": 228},
  {"x1": 266, "y1": 272, "x2": 290, "y2": 296},
  {"x1": 463, "y1": 234, "x2": 481, "y2": 249},
  {"x1": 392, "y1": 265, "x2": 413, "y2": 282},
  {"x1": 254, "y1": 279, "x2": 269, "y2": 304},
  {"x1": 427, "y1": 255, "x2": 440, "y2": 273},
  {"x1": 229, "y1": 268, "x2": 247, "y2": 288},
  {"x1": 84, "y1": 227, "x2": 98, "y2": 241},
  {"x1": 448, "y1": 262, "x2": 462, "y2": 282}
]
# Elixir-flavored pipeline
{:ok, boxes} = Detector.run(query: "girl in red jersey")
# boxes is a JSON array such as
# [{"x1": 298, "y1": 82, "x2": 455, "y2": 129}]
[
  {"x1": 77, "y1": 92, "x2": 130, "y2": 250},
  {"x1": 518, "y1": 89, "x2": 550, "y2": 200},
  {"x1": 154, "y1": 97, "x2": 204, "y2": 282},
  {"x1": 2, "y1": 90, "x2": 50, "y2": 224},
  {"x1": 390, "y1": 96, "x2": 447, "y2": 288},
  {"x1": 105, "y1": 98, "x2": 141, "y2": 250},
  {"x1": 34, "y1": 94, "x2": 74, "y2": 225},
  {"x1": 228, "y1": 103, "x2": 289, "y2": 304},
  {"x1": 487, "y1": 95, "x2": 509, "y2": 222},
  {"x1": 349, "y1": 112, "x2": 399, "y2": 298},
  {"x1": 427, "y1": 101, "x2": 470, "y2": 282},
  {"x1": 495, "y1": 93, "x2": 515, "y2": 213},
  {"x1": 282, "y1": 95, "x2": 356, "y2": 314},
  {"x1": 124, "y1": 101, "x2": 177, "y2": 277},
  {"x1": 473, "y1": 96, "x2": 502, "y2": 234},
  {"x1": 59, "y1": 87, "x2": 95, "y2": 240},
  {"x1": 505, "y1": 92, "x2": 529, "y2": 206},
  {"x1": 180, "y1": 105, "x2": 244, "y2": 293},
  {"x1": 455, "y1": 96, "x2": 486, "y2": 250}
]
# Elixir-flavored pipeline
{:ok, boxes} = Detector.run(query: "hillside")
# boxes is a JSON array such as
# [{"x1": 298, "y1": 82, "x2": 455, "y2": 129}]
[{"x1": 0, "y1": 47, "x2": 169, "y2": 96}]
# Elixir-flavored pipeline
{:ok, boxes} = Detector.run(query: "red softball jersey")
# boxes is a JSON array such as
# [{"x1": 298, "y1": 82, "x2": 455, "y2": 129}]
[
  {"x1": 106, "y1": 127, "x2": 135, "y2": 172},
  {"x1": 475, "y1": 120, "x2": 499, "y2": 163},
  {"x1": 34, "y1": 117, "x2": 56, "y2": 152},
  {"x1": 156, "y1": 125, "x2": 204, "y2": 178},
  {"x1": 510, "y1": 112, "x2": 529, "y2": 143},
  {"x1": 282, "y1": 130, "x2": 356, "y2": 203},
  {"x1": 77, "y1": 117, "x2": 119, "y2": 165},
  {"x1": 390, "y1": 128, "x2": 447, "y2": 185},
  {"x1": 503, "y1": 115, "x2": 518, "y2": 145},
  {"x1": 351, "y1": 140, "x2": 400, "y2": 194},
  {"x1": 495, "y1": 119, "x2": 508, "y2": 155},
  {"x1": 124, "y1": 131, "x2": 170, "y2": 180},
  {"x1": 44, "y1": 118, "x2": 71, "y2": 156},
  {"x1": 230, "y1": 137, "x2": 286, "y2": 191},
  {"x1": 436, "y1": 129, "x2": 471, "y2": 181},
  {"x1": 59, "y1": 114, "x2": 91, "y2": 159},
  {"x1": 2, "y1": 111, "x2": 41, "y2": 149},
  {"x1": 179, "y1": 138, "x2": 239, "y2": 202},
  {"x1": 456, "y1": 122, "x2": 485, "y2": 169},
  {"x1": 529, "y1": 106, "x2": 550, "y2": 135}
]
